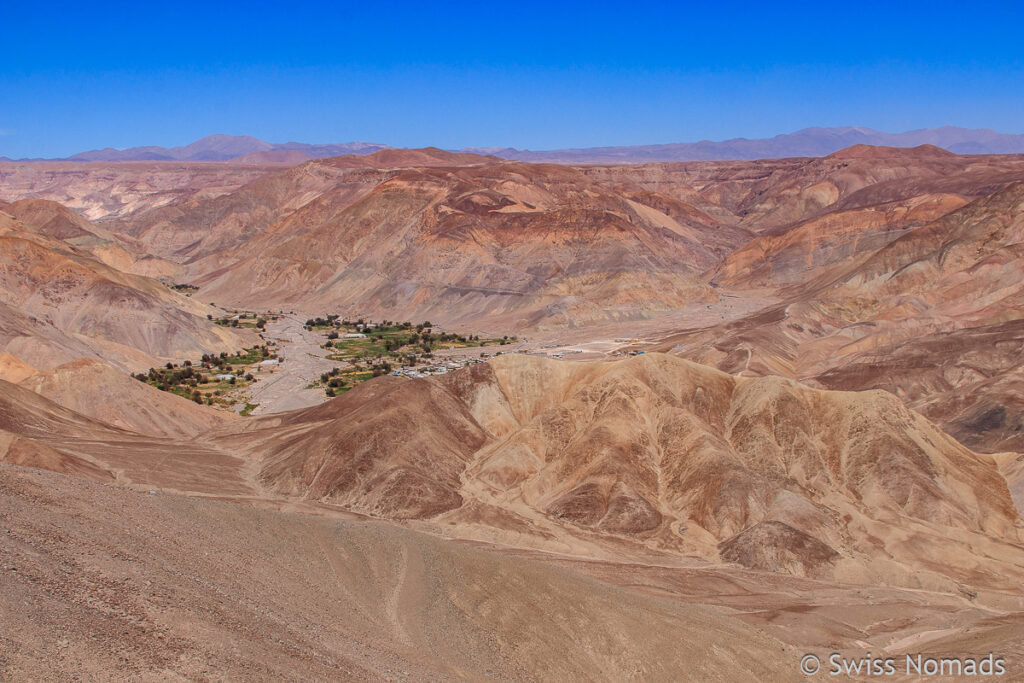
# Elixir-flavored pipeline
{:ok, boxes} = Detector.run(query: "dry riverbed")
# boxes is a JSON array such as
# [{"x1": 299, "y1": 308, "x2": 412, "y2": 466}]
[{"x1": 243, "y1": 314, "x2": 342, "y2": 415}]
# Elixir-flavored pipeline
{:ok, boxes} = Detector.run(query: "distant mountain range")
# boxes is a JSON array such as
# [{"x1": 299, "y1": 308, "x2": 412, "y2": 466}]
[
  {"x1": 60, "y1": 135, "x2": 389, "y2": 162},
  {"x1": 477, "y1": 126, "x2": 1024, "y2": 163},
  {"x1": 10, "y1": 126, "x2": 1024, "y2": 164}
]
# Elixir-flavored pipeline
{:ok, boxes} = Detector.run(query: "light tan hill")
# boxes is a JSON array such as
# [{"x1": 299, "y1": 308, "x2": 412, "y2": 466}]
[
  {"x1": 18, "y1": 357, "x2": 235, "y2": 438},
  {"x1": 0, "y1": 160, "x2": 277, "y2": 220},
  {"x1": 0, "y1": 210, "x2": 252, "y2": 371},
  {"x1": 0, "y1": 352, "x2": 38, "y2": 383},
  {"x1": 0, "y1": 379, "x2": 121, "y2": 481},
  {"x1": 1, "y1": 197, "x2": 184, "y2": 278},
  {"x1": 0, "y1": 431, "x2": 113, "y2": 483},
  {"x1": 219, "y1": 353, "x2": 1024, "y2": 592},
  {"x1": 0, "y1": 378, "x2": 253, "y2": 496},
  {"x1": 0, "y1": 297, "x2": 111, "y2": 371},
  {"x1": 228, "y1": 375, "x2": 490, "y2": 518},
  {"x1": 1, "y1": 197, "x2": 97, "y2": 239}
]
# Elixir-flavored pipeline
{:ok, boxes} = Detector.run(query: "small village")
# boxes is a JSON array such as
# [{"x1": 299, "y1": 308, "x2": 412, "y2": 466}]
[
  {"x1": 305, "y1": 316, "x2": 519, "y2": 389},
  {"x1": 390, "y1": 353, "x2": 490, "y2": 379}
]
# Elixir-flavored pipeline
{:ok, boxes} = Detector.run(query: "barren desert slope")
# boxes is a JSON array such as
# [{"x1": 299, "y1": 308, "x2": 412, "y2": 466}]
[
  {"x1": 0, "y1": 464, "x2": 799, "y2": 681},
  {"x1": 70, "y1": 146, "x2": 1024, "y2": 329},
  {"x1": 16, "y1": 357, "x2": 236, "y2": 438}
]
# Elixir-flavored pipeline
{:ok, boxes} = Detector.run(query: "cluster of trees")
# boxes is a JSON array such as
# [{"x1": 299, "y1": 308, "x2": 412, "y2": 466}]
[
  {"x1": 134, "y1": 346, "x2": 269, "y2": 404},
  {"x1": 198, "y1": 346, "x2": 272, "y2": 368},
  {"x1": 305, "y1": 316, "x2": 440, "y2": 332},
  {"x1": 169, "y1": 283, "x2": 199, "y2": 294},
  {"x1": 209, "y1": 312, "x2": 270, "y2": 329},
  {"x1": 200, "y1": 352, "x2": 231, "y2": 367},
  {"x1": 305, "y1": 314, "x2": 341, "y2": 329},
  {"x1": 320, "y1": 368, "x2": 348, "y2": 397},
  {"x1": 135, "y1": 364, "x2": 202, "y2": 388},
  {"x1": 323, "y1": 328, "x2": 498, "y2": 353},
  {"x1": 318, "y1": 358, "x2": 394, "y2": 397},
  {"x1": 134, "y1": 364, "x2": 255, "y2": 404}
]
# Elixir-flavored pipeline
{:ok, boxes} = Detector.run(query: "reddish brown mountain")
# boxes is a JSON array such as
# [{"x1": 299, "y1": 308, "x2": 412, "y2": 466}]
[
  {"x1": 102, "y1": 149, "x2": 494, "y2": 262},
  {"x1": 664, "y1": 182, "x2": 1024, "y2": 454},
  {"x1": 584, "y1": 145, "x2": 1024, "y2": 235},
  {"x1": 86, "y1": 151, "x2": 763, "y2": 327},
  {"x1": 190, "y1": 161, "x2": 732, "y2": 326},
  {"x1": 709, "y1": 192, "x2": 968, "y2": 289}
]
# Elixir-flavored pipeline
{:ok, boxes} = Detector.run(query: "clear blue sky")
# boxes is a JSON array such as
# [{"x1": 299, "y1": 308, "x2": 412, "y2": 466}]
[{"x1": 2, "y1": 1, "x2": 1022, "y2": 158}]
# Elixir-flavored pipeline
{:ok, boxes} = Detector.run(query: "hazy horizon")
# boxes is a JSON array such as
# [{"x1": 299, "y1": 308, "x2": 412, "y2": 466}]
[{"x1": 6, "y1": 124, "x2": 1024, "y2": 162}]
